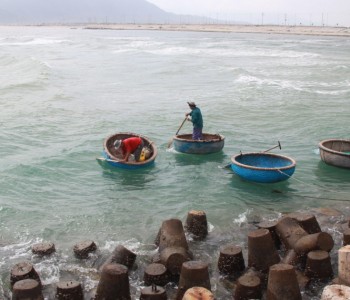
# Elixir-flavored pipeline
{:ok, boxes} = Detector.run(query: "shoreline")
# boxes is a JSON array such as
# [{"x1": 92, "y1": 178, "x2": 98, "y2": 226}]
[{"x1": 1, "y1": 23, "x2": 350, "y2": 37}]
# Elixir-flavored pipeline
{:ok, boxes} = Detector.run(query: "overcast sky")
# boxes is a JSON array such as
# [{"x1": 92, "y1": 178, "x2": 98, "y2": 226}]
[{"x1": 147, "y1": 0, "x2": 350, "y2": 26}]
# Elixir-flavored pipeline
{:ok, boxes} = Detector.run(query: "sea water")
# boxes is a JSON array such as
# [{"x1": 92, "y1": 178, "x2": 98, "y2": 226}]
[{"x1": 0, "y1": 26, "x2": 349, "y2": 298}]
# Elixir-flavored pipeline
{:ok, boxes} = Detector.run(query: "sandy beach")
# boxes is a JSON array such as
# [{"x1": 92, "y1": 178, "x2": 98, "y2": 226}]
[{"x1": 82, "y1": 23, "x2": 350, "y2": 37}]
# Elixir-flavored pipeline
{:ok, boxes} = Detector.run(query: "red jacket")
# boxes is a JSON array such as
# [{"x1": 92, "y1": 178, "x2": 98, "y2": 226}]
[{"x1": 122, "y1": 137, "x2": 142, "y2": 153}]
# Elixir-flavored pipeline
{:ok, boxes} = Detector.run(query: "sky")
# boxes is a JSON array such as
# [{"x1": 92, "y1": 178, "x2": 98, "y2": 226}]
[{"x1": 147, "y1": 0, "x2": 350, "y2": 26}]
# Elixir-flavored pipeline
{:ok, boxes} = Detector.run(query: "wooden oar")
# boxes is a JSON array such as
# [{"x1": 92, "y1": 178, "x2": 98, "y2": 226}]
[{"x1": 167, "y1": 117, "x2": 187, "y2": 148}]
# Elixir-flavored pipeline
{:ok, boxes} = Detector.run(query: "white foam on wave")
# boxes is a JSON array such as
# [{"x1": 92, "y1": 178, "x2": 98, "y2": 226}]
[
  {"x1": 0, "y1": 37, "x2": 69, "y2": 46},
  {"x1": 233, "y1": 210, "x2": 251, "y2": 227}
]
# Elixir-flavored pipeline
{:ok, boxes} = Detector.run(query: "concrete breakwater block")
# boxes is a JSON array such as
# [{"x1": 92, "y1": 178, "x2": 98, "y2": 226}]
[
  {"x1": 305, "y1": 250, "x2": 333, "y2": 279},
  {"x1": 95, "y1": 263, "x2": 131, "y2": 300},
  {"x1": 157, "y1": 219, "x2": 189, "y2": 251},
  {"x1": 102, "y1": 244, "x2": 136, "y2": 270},
  {"x1": 286, "y1": 213, "x2": 321, "y2": 234},
  {"x1": 159, "y1": 246, "x2": 192, "y2": 276},
  {"x1": 294, "y1": 232, "x2": 334, "y2": 255},
  {"x1": 217, "y1": 244, "x2": 245, "y2": 276},
  {"x1": 248, "y1": 228, "x2": 280, "y2": 273},
  {"x1": 31, "y1": 242, "x2": 56, "y2": 256},
  {"x1": 233, "y1": 273, "x2": 262, "y2": 300},
  {"x1": 73, "y1": 240, "x2": 97, "y2": 259},
  {"x1": 275, "y1": 217, "x2": 308, "y2": 250},
  {"x1": 185, "y1": 210, "x2": 208, "y2": 239},
  {"x1": 10, "y1": 261, "x2": 41, "y2": 288},
  {"x1": 182, "y1": 287, "x2": 214, "y2": 300},
  {"x1": 321, "y1": 284, "x2": 350, "y2": 300},
  {"x1": 56, "y1": 280, "x2": 83, "y2": 300},
  {"x1": 176, "y1": 261, "x2": 211, "y2": 300},
  {"x1": 144, "y1": 263, "x2": 169, "y2": 286},
  {"x1": 257, "y1": 220, "x2": 281, "y2": 249},
  {"x1": 266, "y1": 263, "x2": 302, "y2": 300},
  {"x1": 12, "y1": 279, "x2": 43, "y2": 300},
  {"x1": 140, "y1": 285, "x2": 167, "y2": 300}
]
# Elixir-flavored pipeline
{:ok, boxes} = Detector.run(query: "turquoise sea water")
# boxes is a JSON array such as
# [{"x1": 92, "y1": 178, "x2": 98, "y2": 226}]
[{"x1": 0, "y1": 26, "x2": 349, "y2": 298}]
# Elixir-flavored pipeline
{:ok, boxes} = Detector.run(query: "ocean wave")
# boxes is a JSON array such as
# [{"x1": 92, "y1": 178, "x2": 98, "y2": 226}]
[
  {"x1": 0, "y1": 37, "x2": 70, "y2": 46},
  {"x1": 235, "y1": 74, "x2": 350, "y2": 94},
  {"x1": 0, "y1": 55, "x2": 51, "y2": 90}
]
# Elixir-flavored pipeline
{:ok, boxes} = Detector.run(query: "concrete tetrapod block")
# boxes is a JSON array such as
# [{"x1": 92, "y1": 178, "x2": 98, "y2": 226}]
[
  {"x1": 266, "y1": 263, "x2": 301, "y2": 300},
  {"x1": 338, "y1": 245, "x2": 350, "y2": 285},
  {"x1": 56, "y1": 280, "x2": 83, "y2": 300},
  {"x1": 102, "y1": 245, "x2": 136, "y2": 270},
  {"x1": 217, "y1": 244, "x2": 245, "y2": 276},
  {"x1": 294, "y1": 232, "x2": 334, "y2": 255},
  {"x1": 12, "y1": 279, "x2": 43, "y2": 300},
  {"x1": 321, "y1": 284, "x2": 350, "y2": 300},
  {"x1": 248, "y1": 228, "x2": 280, "y2": 273},
  {"x1": 159, "y1": 246, "x2": 192, "y2": 276},
  {"x1": 343, "y1": 228, "x2": 350, "y2": 246},
  {"x1": 73, "y1": 240, "x2": 97, "y2": 259},
  {"x1": 158, "y1": 219, "x2": 189, "y2": 252},
  {"x1": 140, "y1": 285, "x2": 167, "y2": 300},
  {"x1": 234, "y1": 273, "x2": 262, "y2": 300},
  {"x1": 10, "y1": 261, "x2": 41, "y2": 288},
  {"x1": 257, "y1": 220, "x2": 281, "y2": 250},
  {"x1": 144, "y1": 263, "x2": 169, "y2": 286},
  {"x1": 287, "y1": 213, "x2": 321, "y2": 234},
  {"x1": 305, "y1": 250, "x2": 333, "y2": 279},
  {"x1": 176, "y1": 261, "x2": 211, "y2": 300},
  {"x1": 95, "y1": 263, "x2": 131, "y2": 300},
  {"x1": 182, "y1": 287, "x2": 214, "y2": 300},
  {"x1": 31, "y1": 242, "x2": 56, "y2": 256},
  {"x1": 275, "y1": 217, "x2": 308, "y2": 250},
  {"x1": 185, "y1": 210, "x2": 208, "y2": 239}
]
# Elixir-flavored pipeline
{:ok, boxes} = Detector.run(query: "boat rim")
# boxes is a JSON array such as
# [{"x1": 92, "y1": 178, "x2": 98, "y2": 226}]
[
  {"x1": 318, "y1": 139, "x2": 350, "y2": 157},
  {"x1": 230, "y1": 152, "x2": 296, "y2": 171},
  {"x1": 103, "y1": 132, "x2": 157, "y2": 165},
  {"x1": 173, "y1": 133, "x2": 225, "y2": 143}
]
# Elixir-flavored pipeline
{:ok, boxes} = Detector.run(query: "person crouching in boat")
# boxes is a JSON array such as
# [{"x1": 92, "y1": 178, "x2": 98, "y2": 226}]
[
  {"x1": 113, "y1": 137, "x2": 144, "y2": 162},
  {"x1": 185, "y1": 101, "x2": 203, "y2": 140}
]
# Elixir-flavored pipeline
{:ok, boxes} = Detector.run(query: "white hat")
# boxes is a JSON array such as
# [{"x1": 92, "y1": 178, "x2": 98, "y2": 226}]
[{"x1": 113, "y1": 139, "x2": 122, "y2": 149}]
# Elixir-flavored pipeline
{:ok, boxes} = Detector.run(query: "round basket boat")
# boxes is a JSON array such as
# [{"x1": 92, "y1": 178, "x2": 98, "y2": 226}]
[
  {"x1": 230, "y1": 152, "x2": 296, "y2": 183},
  {"x1": 319, "y1": 139, "x2": 350, "y2": 169},
  {"x1": 173, "y1": 133, "x2": 224, "y2": 154},
  {"x1": 97, "y1": 132, "x2": 157, "y2": 170}
]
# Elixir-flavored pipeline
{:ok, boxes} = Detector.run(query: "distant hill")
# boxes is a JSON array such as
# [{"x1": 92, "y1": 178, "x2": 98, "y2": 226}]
[{"x1": 0, "y1": 0, "x2": 208, "y2": 24}]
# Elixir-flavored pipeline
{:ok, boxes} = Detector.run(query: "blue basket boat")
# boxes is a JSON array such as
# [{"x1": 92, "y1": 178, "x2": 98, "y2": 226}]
[
  {"x1": 230, "y1": 152, "x2": 296, "y2": 183},
  {"x1": 97, "y1": 132, "x2": 157, "y2": 170},
  {"x1": 173, "y1": 133, "x2": 225, "y2": 154}
]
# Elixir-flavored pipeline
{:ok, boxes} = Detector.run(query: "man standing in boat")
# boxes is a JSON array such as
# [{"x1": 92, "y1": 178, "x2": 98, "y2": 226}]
[
  {"x1": 113, "y1": 137, "x2": 144, "y2": 162},
  {"x1": 186, "y1": 101, "x2": 203, "y2": 140}
]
